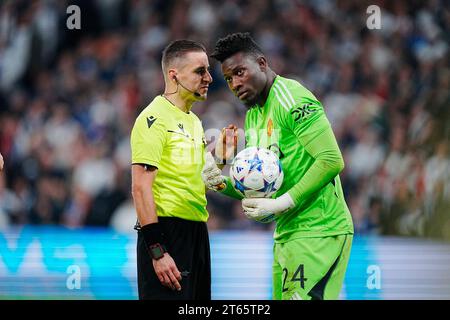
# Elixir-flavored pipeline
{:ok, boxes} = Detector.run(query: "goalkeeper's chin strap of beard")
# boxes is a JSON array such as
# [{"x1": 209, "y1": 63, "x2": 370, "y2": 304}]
[{"x1": 165, "y1": 76, "x2": 201, "y2": 97}]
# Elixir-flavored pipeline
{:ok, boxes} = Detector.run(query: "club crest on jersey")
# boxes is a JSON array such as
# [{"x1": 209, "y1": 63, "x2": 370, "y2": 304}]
[{"x1": 267, "y1": 118, "x2": 273, "y2": 137}]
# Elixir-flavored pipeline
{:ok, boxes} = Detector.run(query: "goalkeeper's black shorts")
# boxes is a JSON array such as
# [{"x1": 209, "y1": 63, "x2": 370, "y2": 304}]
[{"x1": 136, "y1": 217, "x2": 211, "y2": 300}]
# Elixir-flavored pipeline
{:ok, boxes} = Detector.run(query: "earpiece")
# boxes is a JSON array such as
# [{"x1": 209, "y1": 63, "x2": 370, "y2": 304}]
[{"x1": 173, "y1": 75, "x2": 201, "y2": 97}]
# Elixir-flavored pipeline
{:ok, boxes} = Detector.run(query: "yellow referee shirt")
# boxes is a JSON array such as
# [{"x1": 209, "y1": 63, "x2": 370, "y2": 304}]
[{"x1": 130, "y1": 95, "x2": 208, "y2": 222}]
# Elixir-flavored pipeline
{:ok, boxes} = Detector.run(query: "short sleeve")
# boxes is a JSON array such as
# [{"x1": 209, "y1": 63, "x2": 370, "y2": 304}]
[{"x1": 130, "y1": 114, "x2": 167, "y2": 168}]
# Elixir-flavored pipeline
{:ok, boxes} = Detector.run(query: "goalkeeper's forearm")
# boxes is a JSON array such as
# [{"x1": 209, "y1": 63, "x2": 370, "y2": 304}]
[
  {"x1": 287, "y1": 126, "x2": 344, "y2": 206},
  {"x1": 218, "y1": 176, "x2": 244, "y2": 200}
]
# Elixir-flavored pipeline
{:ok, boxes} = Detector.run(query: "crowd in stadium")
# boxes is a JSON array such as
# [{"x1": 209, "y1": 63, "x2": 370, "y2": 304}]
[{"x1": 0, "y1": 0, "x2": 449, "y2": 239}]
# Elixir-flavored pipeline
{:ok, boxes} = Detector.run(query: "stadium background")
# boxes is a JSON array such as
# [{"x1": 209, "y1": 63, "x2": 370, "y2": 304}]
[{"x1": 0, "y1": 0, "x2": 449, "y2": 299}]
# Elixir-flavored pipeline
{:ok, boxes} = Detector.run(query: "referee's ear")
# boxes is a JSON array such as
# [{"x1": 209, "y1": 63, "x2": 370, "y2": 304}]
[{"x1": 168, "y1": 69, "x2": 177, "y2": 82}]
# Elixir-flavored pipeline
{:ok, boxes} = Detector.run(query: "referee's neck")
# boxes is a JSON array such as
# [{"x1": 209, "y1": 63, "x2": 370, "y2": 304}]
[{"x1": 163, "y1": 93, "x2": 194, "y2": 113}]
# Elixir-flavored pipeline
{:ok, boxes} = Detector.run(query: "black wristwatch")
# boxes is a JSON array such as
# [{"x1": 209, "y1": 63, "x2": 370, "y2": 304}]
[{"x1": 149, "y1": 243, "x2": 166, "y2": 260}]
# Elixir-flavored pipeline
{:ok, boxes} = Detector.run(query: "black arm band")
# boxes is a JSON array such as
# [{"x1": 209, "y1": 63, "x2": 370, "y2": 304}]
[{"x1": 140, "y1": 223, "x2": 165, "y2": 248}]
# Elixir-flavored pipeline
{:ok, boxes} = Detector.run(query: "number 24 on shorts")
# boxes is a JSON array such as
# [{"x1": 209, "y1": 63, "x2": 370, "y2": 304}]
[{"x1": 282, "y1": 264, "x2": 308, "y2": 292}]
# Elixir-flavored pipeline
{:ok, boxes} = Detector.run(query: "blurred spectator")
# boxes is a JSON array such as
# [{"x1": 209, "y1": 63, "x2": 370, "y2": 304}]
[
  {"x1": 0, "y1": 0, "x2": 448, "y2": 240},
  {"x1": 0, "y1": 171, "x2": 24, "y2": 226}
]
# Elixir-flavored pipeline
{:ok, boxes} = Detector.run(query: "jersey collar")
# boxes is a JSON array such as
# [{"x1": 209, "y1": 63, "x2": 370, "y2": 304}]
[{"x1": 159, "y1": 95, "x2": 191, "y2": 116}]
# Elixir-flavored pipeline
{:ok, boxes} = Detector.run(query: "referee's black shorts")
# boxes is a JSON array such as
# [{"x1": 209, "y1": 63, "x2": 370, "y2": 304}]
[{"x1": 136, "y1": 217, "x2": 211, "y2": 300}]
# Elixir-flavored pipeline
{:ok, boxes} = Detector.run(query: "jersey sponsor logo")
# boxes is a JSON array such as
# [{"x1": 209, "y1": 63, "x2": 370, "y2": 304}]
[
  {"x1": 267, "y1": 118, "x2": 273, "y2": 137},
  {"x1": 178, "y1": 123, "x2": 185, "y2": 132},
  {"x1": 290, "y1": 103, "x2": 318, "y2": 123},
  {"x1": 272, "y1": 80, "x2": 321, "y2": 124},
  {"x1": 146, "y1": 116, "x2": 157, "y2": 128}
]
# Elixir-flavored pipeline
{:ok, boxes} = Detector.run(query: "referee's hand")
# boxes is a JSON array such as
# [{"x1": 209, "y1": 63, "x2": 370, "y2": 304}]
[
  {"x1": 152, "y1": 253, "x2": 182, "y2": 291},
  {"x1": 215, "y1": 124, "x2": 237, "y2": 164}
]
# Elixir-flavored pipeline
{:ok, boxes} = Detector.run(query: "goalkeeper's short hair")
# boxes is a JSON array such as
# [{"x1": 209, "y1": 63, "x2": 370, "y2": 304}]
[{"x1": 210, "y1": 32, "x2": 264, "y2": 62}]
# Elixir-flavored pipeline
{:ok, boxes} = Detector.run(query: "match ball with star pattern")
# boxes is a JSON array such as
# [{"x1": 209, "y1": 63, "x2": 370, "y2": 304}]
[{"x1": 230, "y1": 147, "x2": 284, "y2": 198}]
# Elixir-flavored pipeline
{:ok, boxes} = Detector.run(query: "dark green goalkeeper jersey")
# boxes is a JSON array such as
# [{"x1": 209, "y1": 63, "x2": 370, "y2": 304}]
[{"x1": 221, "y1": 76, "x2": 354, "y2": 242}]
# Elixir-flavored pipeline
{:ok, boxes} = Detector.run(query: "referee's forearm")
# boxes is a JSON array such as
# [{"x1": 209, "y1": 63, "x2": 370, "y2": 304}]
[{"x1": 132, "y1": 184, "x2": 158, "y2": 226}]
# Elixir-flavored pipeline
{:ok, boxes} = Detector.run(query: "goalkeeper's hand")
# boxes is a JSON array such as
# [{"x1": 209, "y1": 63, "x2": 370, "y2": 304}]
[
  {"x1": 202, "y1": 152, "x2": 225, "y2": 191},
  {"x1": 242, "y1": 193, "x2": 295, "y2": 223}
]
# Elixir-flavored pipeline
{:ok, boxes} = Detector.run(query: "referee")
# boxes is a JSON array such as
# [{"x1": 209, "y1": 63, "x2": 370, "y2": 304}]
[{"x1": 130, "y1": 40, "x2": 213, "y2": 300}]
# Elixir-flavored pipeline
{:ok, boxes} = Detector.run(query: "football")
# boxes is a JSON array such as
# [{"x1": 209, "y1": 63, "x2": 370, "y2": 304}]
[{"x1": 230, "y1": 146, "x2": 284, "y2": 198}]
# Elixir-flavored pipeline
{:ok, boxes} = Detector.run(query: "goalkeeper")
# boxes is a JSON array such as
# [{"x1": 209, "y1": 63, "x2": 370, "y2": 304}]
[{"x1": 202, "y1": 33, "x2": 354, "y2": 300}]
